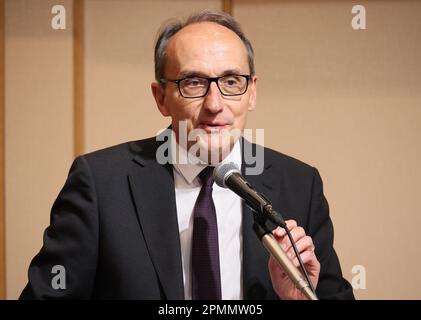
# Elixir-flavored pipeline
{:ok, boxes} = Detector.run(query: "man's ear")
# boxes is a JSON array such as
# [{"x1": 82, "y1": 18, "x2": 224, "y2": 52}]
[
  {"x1": 248, "y1": 76, "x2": 257, "y2": 111},
  {"x1": 151, "y1": 82, "x2": 170, "y2": 116}
]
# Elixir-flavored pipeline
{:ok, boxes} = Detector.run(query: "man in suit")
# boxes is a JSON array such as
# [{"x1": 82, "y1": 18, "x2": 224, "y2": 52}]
[{"x1": 20, "y1": 10, "x2": 354, "y2": 300}]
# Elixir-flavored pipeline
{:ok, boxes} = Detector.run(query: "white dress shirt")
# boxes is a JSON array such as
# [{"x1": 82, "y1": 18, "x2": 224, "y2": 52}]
[{"x1": 172, "y1": 140, "x2": 243, "y2": 300}]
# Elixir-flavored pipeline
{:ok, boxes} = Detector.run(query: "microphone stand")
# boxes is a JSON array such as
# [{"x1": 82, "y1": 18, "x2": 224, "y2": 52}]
[{"x1": 252, "y1": 214, "x2": 318, "y2": 301}]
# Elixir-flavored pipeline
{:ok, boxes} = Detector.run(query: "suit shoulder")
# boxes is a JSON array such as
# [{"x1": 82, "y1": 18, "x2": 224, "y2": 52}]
[{"x1": 77, "y1": 137, "x2": 157, "y2": 168}]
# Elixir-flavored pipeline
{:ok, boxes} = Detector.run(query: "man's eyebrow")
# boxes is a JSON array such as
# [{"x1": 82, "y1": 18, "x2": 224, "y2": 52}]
[
  {"x1": 220, "y1": 69, "x2": 244, "y2": 76},
  {"x1": 178, "y1": 70, "x2": 208, "y2": 78},
  {"x1": 177, "y1": 69, "x2": 245, "y2": 78}
]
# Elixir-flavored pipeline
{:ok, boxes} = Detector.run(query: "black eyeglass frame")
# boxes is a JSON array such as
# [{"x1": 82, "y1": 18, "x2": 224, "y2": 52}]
[{"x1": 159, "y1": 74, "x2": 252, "y2": 98}]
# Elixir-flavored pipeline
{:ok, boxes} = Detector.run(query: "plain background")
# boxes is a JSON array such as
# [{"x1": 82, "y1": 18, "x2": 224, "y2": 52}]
[{"x1": 4, "y1": 0, "x2": 421, "y2": 299}]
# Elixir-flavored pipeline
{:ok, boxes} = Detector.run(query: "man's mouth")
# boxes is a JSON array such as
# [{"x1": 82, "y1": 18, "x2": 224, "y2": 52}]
[{"x1": 198, "y1": 122, "x2": 230, "y2": 133}]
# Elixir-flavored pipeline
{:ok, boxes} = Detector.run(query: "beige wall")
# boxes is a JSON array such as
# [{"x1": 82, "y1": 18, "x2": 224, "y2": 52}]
[
  {"x1": 4, "y1": 0, "x2": 421, "y2": 299},
  {"x1": 5, "y1": 0, "x2": 74, "y2": 299}
]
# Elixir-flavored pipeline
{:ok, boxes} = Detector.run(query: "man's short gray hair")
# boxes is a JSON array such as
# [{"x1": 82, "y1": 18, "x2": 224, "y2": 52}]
[{"x1": 154, "y1": 9, "x2": 255, "y2": 81}]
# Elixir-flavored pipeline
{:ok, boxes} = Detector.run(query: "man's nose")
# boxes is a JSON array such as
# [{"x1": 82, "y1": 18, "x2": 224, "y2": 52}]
[{"x1": 202, "y1": 82, "x2": 223, "y2": 113}]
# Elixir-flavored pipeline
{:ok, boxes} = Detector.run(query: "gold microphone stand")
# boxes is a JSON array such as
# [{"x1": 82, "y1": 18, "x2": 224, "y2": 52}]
[{"x1": 253, "y1": 217, "x2": 318, "y2": 301}]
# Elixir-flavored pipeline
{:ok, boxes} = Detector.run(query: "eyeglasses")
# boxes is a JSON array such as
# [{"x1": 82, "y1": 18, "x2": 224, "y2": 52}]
[{"x1": 160, "y1": 74, "x2": 251, "y2": 98}]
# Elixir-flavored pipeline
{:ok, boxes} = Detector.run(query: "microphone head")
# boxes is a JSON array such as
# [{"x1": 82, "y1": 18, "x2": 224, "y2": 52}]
[{"x1": 213, "y1": 162, "x2": 241, "y2": 188}]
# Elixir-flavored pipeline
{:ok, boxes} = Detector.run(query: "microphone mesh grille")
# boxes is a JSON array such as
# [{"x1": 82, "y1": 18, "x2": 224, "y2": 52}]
[{"x1": 213, "y1": 162, "x2": 241, "y2": 188}]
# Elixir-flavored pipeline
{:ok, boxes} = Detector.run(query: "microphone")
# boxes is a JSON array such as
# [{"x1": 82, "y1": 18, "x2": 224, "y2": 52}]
[
  {"x1": 213, "y1": 162, "x2": 286, "y2": 228},
  {"x1": 213, "y1": 162, "x2": 318, "y2": 300}
]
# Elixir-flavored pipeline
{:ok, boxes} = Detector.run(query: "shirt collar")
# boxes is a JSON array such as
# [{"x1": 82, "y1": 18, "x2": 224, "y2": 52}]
[{"x1": 172, "y1": 137, "x2": 242, "y2": 185}]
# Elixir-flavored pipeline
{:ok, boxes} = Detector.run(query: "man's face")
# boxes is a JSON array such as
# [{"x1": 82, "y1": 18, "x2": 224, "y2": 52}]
[{"x1": 152, "y1": 22, "x2": 257, "y2": 163}]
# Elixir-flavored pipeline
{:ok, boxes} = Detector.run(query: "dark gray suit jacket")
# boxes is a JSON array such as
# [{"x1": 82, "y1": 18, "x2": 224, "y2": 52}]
[{"x1": 20, "y1": 137, "x2": 354, "y2": 299}]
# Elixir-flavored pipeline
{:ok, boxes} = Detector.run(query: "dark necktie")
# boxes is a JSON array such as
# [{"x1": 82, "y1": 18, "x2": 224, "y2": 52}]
[{"x1": 191, "y1": 166, "x2": 222, "y2": 300}]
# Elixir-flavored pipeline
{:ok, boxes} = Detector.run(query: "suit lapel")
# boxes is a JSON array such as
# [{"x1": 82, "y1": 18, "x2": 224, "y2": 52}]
[
  {"x1": 241, "y1": 140, "x2": 279, "y2": 299},
  {"x1": 127, "y1": 139, "x2": 184, "y2": 300}
]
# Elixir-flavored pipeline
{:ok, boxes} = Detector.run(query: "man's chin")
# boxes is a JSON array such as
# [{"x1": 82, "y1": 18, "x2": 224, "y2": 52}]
[{"x1": 193, "y1": 133, "x2": 234, "y2": 164}]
